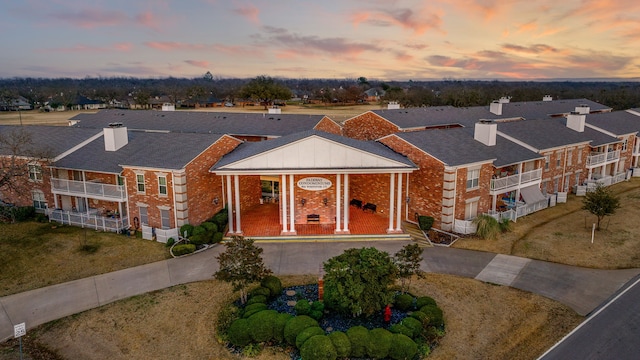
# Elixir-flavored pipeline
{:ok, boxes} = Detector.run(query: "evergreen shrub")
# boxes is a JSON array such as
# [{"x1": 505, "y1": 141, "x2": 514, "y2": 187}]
[
  {"x1": 248, "y1": 310, "x2": 278, "y2": 343},
  {"x1": 296, "y1": 326, "x2": 325, "y2": 349},
  {"x1": 283, "y1": 315, "x2": 318, "y2": 345},
  {"x1": 416, "y1": 296, "x2": 437, "y2": 309},
  {"x1": 367, "y1": 328, "x2": 393, "y2": 359},
  {"x1": 388, "y1": 334, "x2": 418, "y2": 360},
  {"x1": 394, "y1": 293, "x2": 414, "y2": 311},
  {"x1": 260, "y1": 275, "x2": 283, "y2": 297},
  {"x1": 346, "y1": 326, "x2": 369, "y2": 358},
  {"x1": 227, "y1": 318, "x2": 252, "y2": 347},
  {"x1": 294, "y1": 299, "x2": 311, "y2": 315},
  {"x1": 300, "y1": 335, "x2": 337, "y2": 360},
  {"x1": 328, "y1": 331, "x2": 351, "y2": 358},
  {"x1": 172, "y1": 244, "x2": 195, "y2": 256}
]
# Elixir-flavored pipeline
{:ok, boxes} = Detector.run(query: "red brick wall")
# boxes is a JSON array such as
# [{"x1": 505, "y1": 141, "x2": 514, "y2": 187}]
[
  {"x1": 0, "y1": 158, "x2": 53, "y2": 209},
  {"x1": 292, "y1": 174, "x2": 337, "y2": 224},
  {"x1": 453, "y1": 164, "x2": 494, "y2": 220},
  {"x1": 122, "y1": 168, "x2": 175, "y2": 229},
  {"x1": 185, "y1": 135, "x2": 243, "y2": 225},
  {"x1": 349, "y1": 173, "x2": 393, "y2": 215},
  {"x1": 540, "y1": 145, "x2": 590, "y2": 193},
  {"x1": 314, "y1": 116, "x2": 343, "y2": 136},
  {"x1": 343, "y1": 112, "x2": 399, "y2": 140}
]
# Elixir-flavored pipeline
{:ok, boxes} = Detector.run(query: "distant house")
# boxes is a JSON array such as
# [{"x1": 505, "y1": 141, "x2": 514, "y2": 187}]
[
  {"x1": 0, "y1": 96, "x2": 32, "y2": 111},
  {"x1": 70, "y1": 95, "x2": 107, "y2": 110},
  {"x1": 364, "y1": 88, "x2": 386, "y2": 102}
]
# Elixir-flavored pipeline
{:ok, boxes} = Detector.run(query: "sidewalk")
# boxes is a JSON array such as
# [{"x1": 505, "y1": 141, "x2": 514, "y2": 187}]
[{"x1": 2, "y1": 240, "x2": 639, "y2": 342}]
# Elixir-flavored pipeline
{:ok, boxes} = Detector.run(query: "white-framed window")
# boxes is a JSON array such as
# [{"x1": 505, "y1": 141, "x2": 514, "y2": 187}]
[
  {"x1": 577, "y1": 147, "x2": 583, "y2": 164},
  {"x1": 158, "y1": 176, "x2": 167, "y2": 196},
  {"x1": 556, "y1": 152, "x2": 562, "y2": 168},
  {"x1": 117, "y1": 175, "x2": 124, "y2": 186},
  {"x1": 464, "y1": 200, "x2": 478, "y2": 220},
  {"x1": 567, "y1": 149, "x2": 573, "y2": 166},
  {"x1": 160, "y1": 208, "x2": 170, "y2": 229},
  {"x1": 28, "y1": 164, "x2": 43, "y2": 182},
  {"x1": 622, "y1": 139, "x2": 628, "y2": 151},
  {"x1": 32, "y1": 190, "x2": 47, "y2": 211},
  {"x1": 466, "y1": 168, "x2": 480, "y2": 190},
  {"x1": 544, "y1": 155, "x2": 550, "y2": 170},
  {"x1": 136, "y1": 174, "x2": 145, "y2": 193},
  {"x1": 138, "y1": 206, "x2": 148, "y2": 226}
]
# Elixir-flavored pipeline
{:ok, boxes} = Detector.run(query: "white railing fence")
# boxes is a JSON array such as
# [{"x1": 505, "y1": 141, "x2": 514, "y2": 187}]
[
  {"x1": 140, "y1": 224, "x2": 178, "y2": 243},
  {"x1": 51, "y1": 178, "x2": 126, "y2": 200},
  {"x1": 48, "y1": 209, "x2": 128, "y2": 233}
]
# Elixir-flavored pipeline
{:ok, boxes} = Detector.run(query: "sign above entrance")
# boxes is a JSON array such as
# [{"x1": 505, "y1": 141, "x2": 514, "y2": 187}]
[{"x1": 297, "y1": 177, "x2": 332, "y2": 191}]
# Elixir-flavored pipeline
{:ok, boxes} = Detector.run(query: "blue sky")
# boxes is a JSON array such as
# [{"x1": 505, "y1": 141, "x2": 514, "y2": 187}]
[{"x1": 1, "y1": 0, "x2": 639, "y2": 80}]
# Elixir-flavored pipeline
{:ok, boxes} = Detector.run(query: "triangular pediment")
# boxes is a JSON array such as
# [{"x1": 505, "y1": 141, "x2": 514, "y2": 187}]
[{"x1": 215, "y1": 134, "x2": 414, "y2": 174}]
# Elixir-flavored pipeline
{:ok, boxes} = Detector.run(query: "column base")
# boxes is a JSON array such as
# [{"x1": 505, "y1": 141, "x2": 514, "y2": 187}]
[
  {"x1": 227, "y1": 231, "x2": 244, "y2": 237},
  {"x1": 280, "y1": 230, "x2": 298, "y2": 236},
  {"x1": 334, "y1": 229, "x2": 351, "y2": 235},
  {"x1": 386, "y1": 229, "x2": 404, "y2": 234}
]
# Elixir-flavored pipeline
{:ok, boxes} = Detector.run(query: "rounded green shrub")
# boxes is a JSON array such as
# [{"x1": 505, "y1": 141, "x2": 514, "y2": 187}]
[
  {"x1": 295, "y1": 299, "x2": 311, "y2": 315},
  {"x1": 201, "y1": 221, "x2": 218, "y2": 233},
  {"x1": 242, "y1": 303, "x2": 267, "y2": 318},
  {"x1": 260, "y1": 275, "x2": 283, "y2": 297},
  {"x1": 309, "y1": 310, "x2": 323, "y2": 321},
  {"x1": 416, "y1": 296, "x2": 437, "y2": 309},
  {"x1": 296, "y1": 326, "x2": 325, "y2": 349},
  {"x1": 284, "y1": 315, "x2": 318, "y2": 345},
  {"x1": 171, "y1": 244, "x2": 195, "y2": 256},
  {"x1": 400, "y1": 316, "x2": 423, "y2": 338},
  {"x1": 388, "y1": 333, "x2": 418, "y2": 360},
  {"x1": 346, "y1": 326, "x2": 369, "y2": 358},
  {"x1": 367, "y1": 328, "x2": 393, "y2": 359},
  {"x1": 420, "y1": 305, "x2": 444, "y2": 327},
  {"x1": 273, "y1": 313, "x2": 293, "y2": 343},
  {"x1": 227, "y1": 318, "x2": 252, "y2": 347},
  {"x1": 246, "y1": 294, "x2": 268, "y2": 305},
  {"x1": 213, "y1": 232, "x2": 223, "y2": 243},
  {"x1": 248, "y1": 309, "x2": 278, "y2": 343},
  {"x1": 192, "y1": 225, "x2": 207, "y2": 236},
  {"x1": 212, "y1": 211, "x2": 229, "y2": 229},
  {"x1": 179, "y1": 224, "x2": 194, "y2": 238},
  {"x1": 165, "y1": 237, "x2": 175, "y2": 247},
  {"x1": 328, "y1": 331, "x2": 351, "y2": 358},
  {"x1": 388, "y1": 324, "x2": 413, "y2": 338},
  {"x1": 188, "y1": 233, "x2": 209, "y2": 246},
  {"x1": 311, "y1": 301, "x2": 325, "y2": 313},
  {"x1": 410, "y1": 310, "x2": 428, "y2": 324},
  {"x1": 300, "y1": 335, "x2": 337, "y2": 360},
  {"x1": 394, "y1": 293, "x2": 414, "y2": 311},
  {"x1": 250, "y1": 287, "x2": 272, "y2": 298}
]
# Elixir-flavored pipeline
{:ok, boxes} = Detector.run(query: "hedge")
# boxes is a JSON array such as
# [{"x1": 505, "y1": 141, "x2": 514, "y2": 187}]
[
  {"x1": 261, "y1": 275, "x2": 283, "y2": 297},
  {"x1": 367, "y1": 328, "x2": 393, "y2": 359},
  {"x1": 346, "y1": 326, "x2": 369, "y2": 358},
  {"x1": 328, "y1": 331, "x2": 351, "y2": 358},
  {"x1": 248, "y1": 310, "x2": 278, "y2": 343},
  {"x1": 295, "y1": 299, "x2": 311, "y2": 315},
  {"x1": 201, "y1": 221, "x2": 218, "y2": 233},
  {"x1": 242, "y1": 303, "x2": 268, "y2": 318},
  {"x1": 388, "y1": 324, "x2": 413, "y2": 338},
  {"x1": 394, "y1": 293, "x2": 414, "y2": 311},
  {"x1": 227, "y1": 318, "x2": 252, "y2": 347},
  {"x1": 284, "y1": 315, "x2": 318, "y2": 346},
  {"x1": 418, "y1": 215, "x2": 434, "y2": 231},
  {"x1": 178, "y1": 224, "x2": 194, "y2": 238},
  {"x1": 172, "y1": 244, "x2": 195, "y2": 256},
  {"x1": 409, "y1": 310, "x2": 428, "y2": 324},
  {"x1": 246, "y1": 294, "x2": 267, "y2": 305},
  {"x1": 416, "y1": 296, "x2": 437, "y2": 309},
  {"x1": 388, "y1": 334, "x2": 418, "y2": 360},
  {"x1": 212, "y1": 232, "x2": 224, "y2": 243},
  {"x1": 273, "y1": 313, "x2": 293, "y2": 343},
  {"x1": 400, "y1": 317, "x2": 423, "y2": 338},
  {"x1": 296, "y1": 326, "x2": 325, "y2": 349},
  {"x1": 420, "y1": 305, "x2": 445, "y2": 327},
  {"x1": 300, "y1": 335, "x2": 337, "y2": 360}
]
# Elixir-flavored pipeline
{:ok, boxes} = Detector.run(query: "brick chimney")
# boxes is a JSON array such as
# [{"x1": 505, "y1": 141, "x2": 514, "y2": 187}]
[
  {"x1": 104, "y1": 123, "x2": 128, "y2": 151},
  {"x1": 474, "y1": 120, "x2": 497, "y2": 146}
]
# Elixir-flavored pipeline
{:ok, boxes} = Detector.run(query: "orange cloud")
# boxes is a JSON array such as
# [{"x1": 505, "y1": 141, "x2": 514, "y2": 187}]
[
  {"x1": 145, "y1": 42, "x2": 207, "y2": 51},
  {"x1": 350, "y1": 6, "x2": 444, "y2": 35},
  {"x1": 233, "y1": 4, "x2": 260, "y2": 24},
  {"x1": 135, "y1": 11, "x2": 161, "y2": 31},
  {"x1": 39, "y1": 43, "x2": 133, "y2": 53},
  {"x1": 52, "y1": 8, "x2": 128, "y2": 29}
]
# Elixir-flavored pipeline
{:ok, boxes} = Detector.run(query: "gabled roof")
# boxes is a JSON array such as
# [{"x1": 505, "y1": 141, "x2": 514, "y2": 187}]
[
  {"x1": 497, "y1": 118, "x2": 618, "y2": 151},
  {"x1": 585, "y1": 111, "x2": 640, "y2": 136},
  {"x1": 0, "y1": 125, "x2": 102, "y2": 157},
  {"x1": 211, "y1": 130, "x2": 416, "y2": 174},
  {"x1": 70, "y1": 109, "x2": 327, "y2": 137},
  {"x1": 498, "y1": 98, "x2": 611, "y2": 119},
  {"x1": 54, "y1": 130, "x2": 228, "y2": 173},
  {"x1": 394, "y1": 127, "x2": 541, "y2": 168}
]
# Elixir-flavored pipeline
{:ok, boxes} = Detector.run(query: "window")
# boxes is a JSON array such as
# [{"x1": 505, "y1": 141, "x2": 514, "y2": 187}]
[
  {"x1": 556, "y1": 152, "x2": 562, "y2": 168},
  {"x1": 158, "y1": 176, "x2": 167, "y2": 196},
  {"x1": 544, "y1": 155, "x2": 550, "y2": 170},
  {"x1": 464, "y1": 200, "x2": 478, "y2": 220},
  {"x1": 32, "y1": 190, "x2": 47, "y2": 211},
  {"x1": 136, "y1": 174, "x2": 145, "y2": 193},
  {"x1": 28, "y1": 164, "x2": 43, "y2": 182},
  {"x1": 567, "y1": 149, "x2": 573, "y2": 166},
  {"x1": 577, "y1": 148, "x2": 583, "y2": 164},
  {"x1": 138, "y1": 206, "x2": 148, "y2": 226},
  {"x1": 622, "y1": 139, "x2": 628, "y2": 151},
  {"x1": 160, "y1": 209, "x2": 170, "y2": 229},
  {"x1": 466, "y1": 168, "x2": 480, "y2": 190},
  {"x1": 117, "y1": 175, "x2": 124, "y2": 186}
]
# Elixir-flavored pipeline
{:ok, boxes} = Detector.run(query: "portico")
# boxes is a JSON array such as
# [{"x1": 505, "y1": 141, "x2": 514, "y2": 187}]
[{"x1": 211, "y1": 131, "x2": 416, "y2": 236}]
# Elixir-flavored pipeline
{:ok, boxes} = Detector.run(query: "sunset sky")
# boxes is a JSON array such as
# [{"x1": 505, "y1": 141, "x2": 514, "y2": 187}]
[{"x1": 1, "y1": 0, "x2": 639, "y2": 80}]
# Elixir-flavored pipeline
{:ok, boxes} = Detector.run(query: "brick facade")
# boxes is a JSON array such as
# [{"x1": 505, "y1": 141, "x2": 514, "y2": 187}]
[
  {"x1": 343, "y1": 112, "x2": 399, "y2": 140},
  {"x1": 349, "y1": 173, "x2": 394, "y2": 216},
  {"x1": 292, "y1": 174, "x2": 338, "y2": 224},
  {"x1": 313, "y1": 116, "x2": 343, "y2": 136}
]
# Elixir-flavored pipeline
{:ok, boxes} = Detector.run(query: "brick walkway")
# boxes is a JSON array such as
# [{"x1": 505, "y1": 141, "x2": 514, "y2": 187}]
[{"x1": 236, "y1": 203, "x2": 392, "y2": 237}]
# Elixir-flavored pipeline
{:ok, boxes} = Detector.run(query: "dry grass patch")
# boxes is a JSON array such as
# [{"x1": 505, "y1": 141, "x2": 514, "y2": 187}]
[
  {"x1": 454, "y1": 179, "x2": 640, "y2": 268},
  {"x1": 3, "y1": 274, "x2": 581, "y2": 360},
  {"x1": 0, "y1": 222, "x2": 170, "y2": 297}
]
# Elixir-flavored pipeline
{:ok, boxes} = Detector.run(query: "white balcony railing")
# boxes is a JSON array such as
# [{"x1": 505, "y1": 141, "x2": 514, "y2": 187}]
[
  {"x1": 51, "y1": 178, "x2": 126, "y2": 201},
  {"x1": 586, "y1": 150, "x2": 620, "y2": 167},
  {"x1": 585, "y1": 172, "x2": 628, "y2": 188},
  {"x1": 490, "y1": 168, "x2": 542, "y2": 193},
  {"x1": 48, "y1": 208, "x2": 129, "y2": 233}
]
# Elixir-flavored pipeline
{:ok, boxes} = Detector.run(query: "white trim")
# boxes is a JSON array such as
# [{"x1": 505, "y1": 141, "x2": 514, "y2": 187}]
[
  {"x1": 53, "y1": 132, "x2": 104, "y2": 161},
  {"x1": 388, "y1": 173, "x2": 395, "y2": 232},
  {"x1": 335, "y1": 174, "x2": 341, "y2": 232}
]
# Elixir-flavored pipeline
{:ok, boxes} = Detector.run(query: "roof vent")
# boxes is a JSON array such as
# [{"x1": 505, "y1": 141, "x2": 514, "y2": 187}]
[{"x1": 108, "y1": 122, "x2": 123, "y2": 128}]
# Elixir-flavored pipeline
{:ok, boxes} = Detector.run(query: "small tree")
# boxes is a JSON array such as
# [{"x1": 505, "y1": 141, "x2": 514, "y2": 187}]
[
  {"x1": 582, "y1": 184, "x2": 620, "y2": 230},
  {"x1": 238, "y1": 75, "x2": 292, "y2": 109},
  {"x1": 214, "y1": 236, "x2": 272, "y2": 304},
  {"x1": 394, "y1": 243, "x2": 425, "y2": 293},
  {"x1": 323, "y1": 247, "x2": 398, "y2": 317}
]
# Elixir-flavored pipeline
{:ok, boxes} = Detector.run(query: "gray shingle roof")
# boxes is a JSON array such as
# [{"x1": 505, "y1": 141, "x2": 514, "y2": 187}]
[
  {"x1": 0, "y1": 125, "x2": 102, "y2": 157},
  {"x1": 54, "y1": 130, "x2": 226, "y2": 173},
  {"x1": 585, "y1": 111, "x2": 640, "y2": 136},
  {"x1": 498, "y1": 98, "x2": 610, "y2": 119},
  {"x1": 396, "y1": 127, "x2": 541, "y2": 167},
  {"x1": 70, "y1": 109, "x2": 327, "y2": 137},
  {"x1": 212, "y1": 130, "x2": 415, "y2": 170},
  {"x1": 497, "y1": 118, "x2": 619, "y2": 150}
]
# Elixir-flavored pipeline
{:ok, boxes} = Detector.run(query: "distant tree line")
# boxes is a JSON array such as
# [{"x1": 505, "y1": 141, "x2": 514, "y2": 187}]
[{"x1": 1, "y1": 74, "x2": 639, "y2": 111}]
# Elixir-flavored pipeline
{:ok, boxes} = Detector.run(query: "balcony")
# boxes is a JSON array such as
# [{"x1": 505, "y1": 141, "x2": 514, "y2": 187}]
[
  {"x1": 490, "y1": 168, "x2": 542, "y2": 193},
  {"x1": 51, "y1": 178, "x2": 126, "y2": 201},
  {"x1": 586, "y1": 150, "x2": 620, "y2": 167},
  {"x1": 48, "y1": 208, "x2": 129, "y2": 233}
]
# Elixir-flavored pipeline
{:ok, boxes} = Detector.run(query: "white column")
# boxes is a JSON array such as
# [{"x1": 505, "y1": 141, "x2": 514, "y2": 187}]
[
  {"x1": 388, "y1": 173, "x2": 395, "y2": 232},
  {"x1": 281, "y1": 174, "x2": 287, "y2": 233},
  {"x1": 234, "y1": 174, "x2": 241, "y2": 234},
  {"x1": 289, "y1": 174, "x2": 295, "y2": 233},
  {"x1": 226, "y1": 175, "x2": 234, "y2": 234},
  {"x1": 335, "y1": 174, "x2": 341, "y2": 232},
  {"x1": 396, "y1": 173, "x2": 402, "y2": 231},
  {"x1": 343, "y1": 174, "x2": 349, "y2": 231}
]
